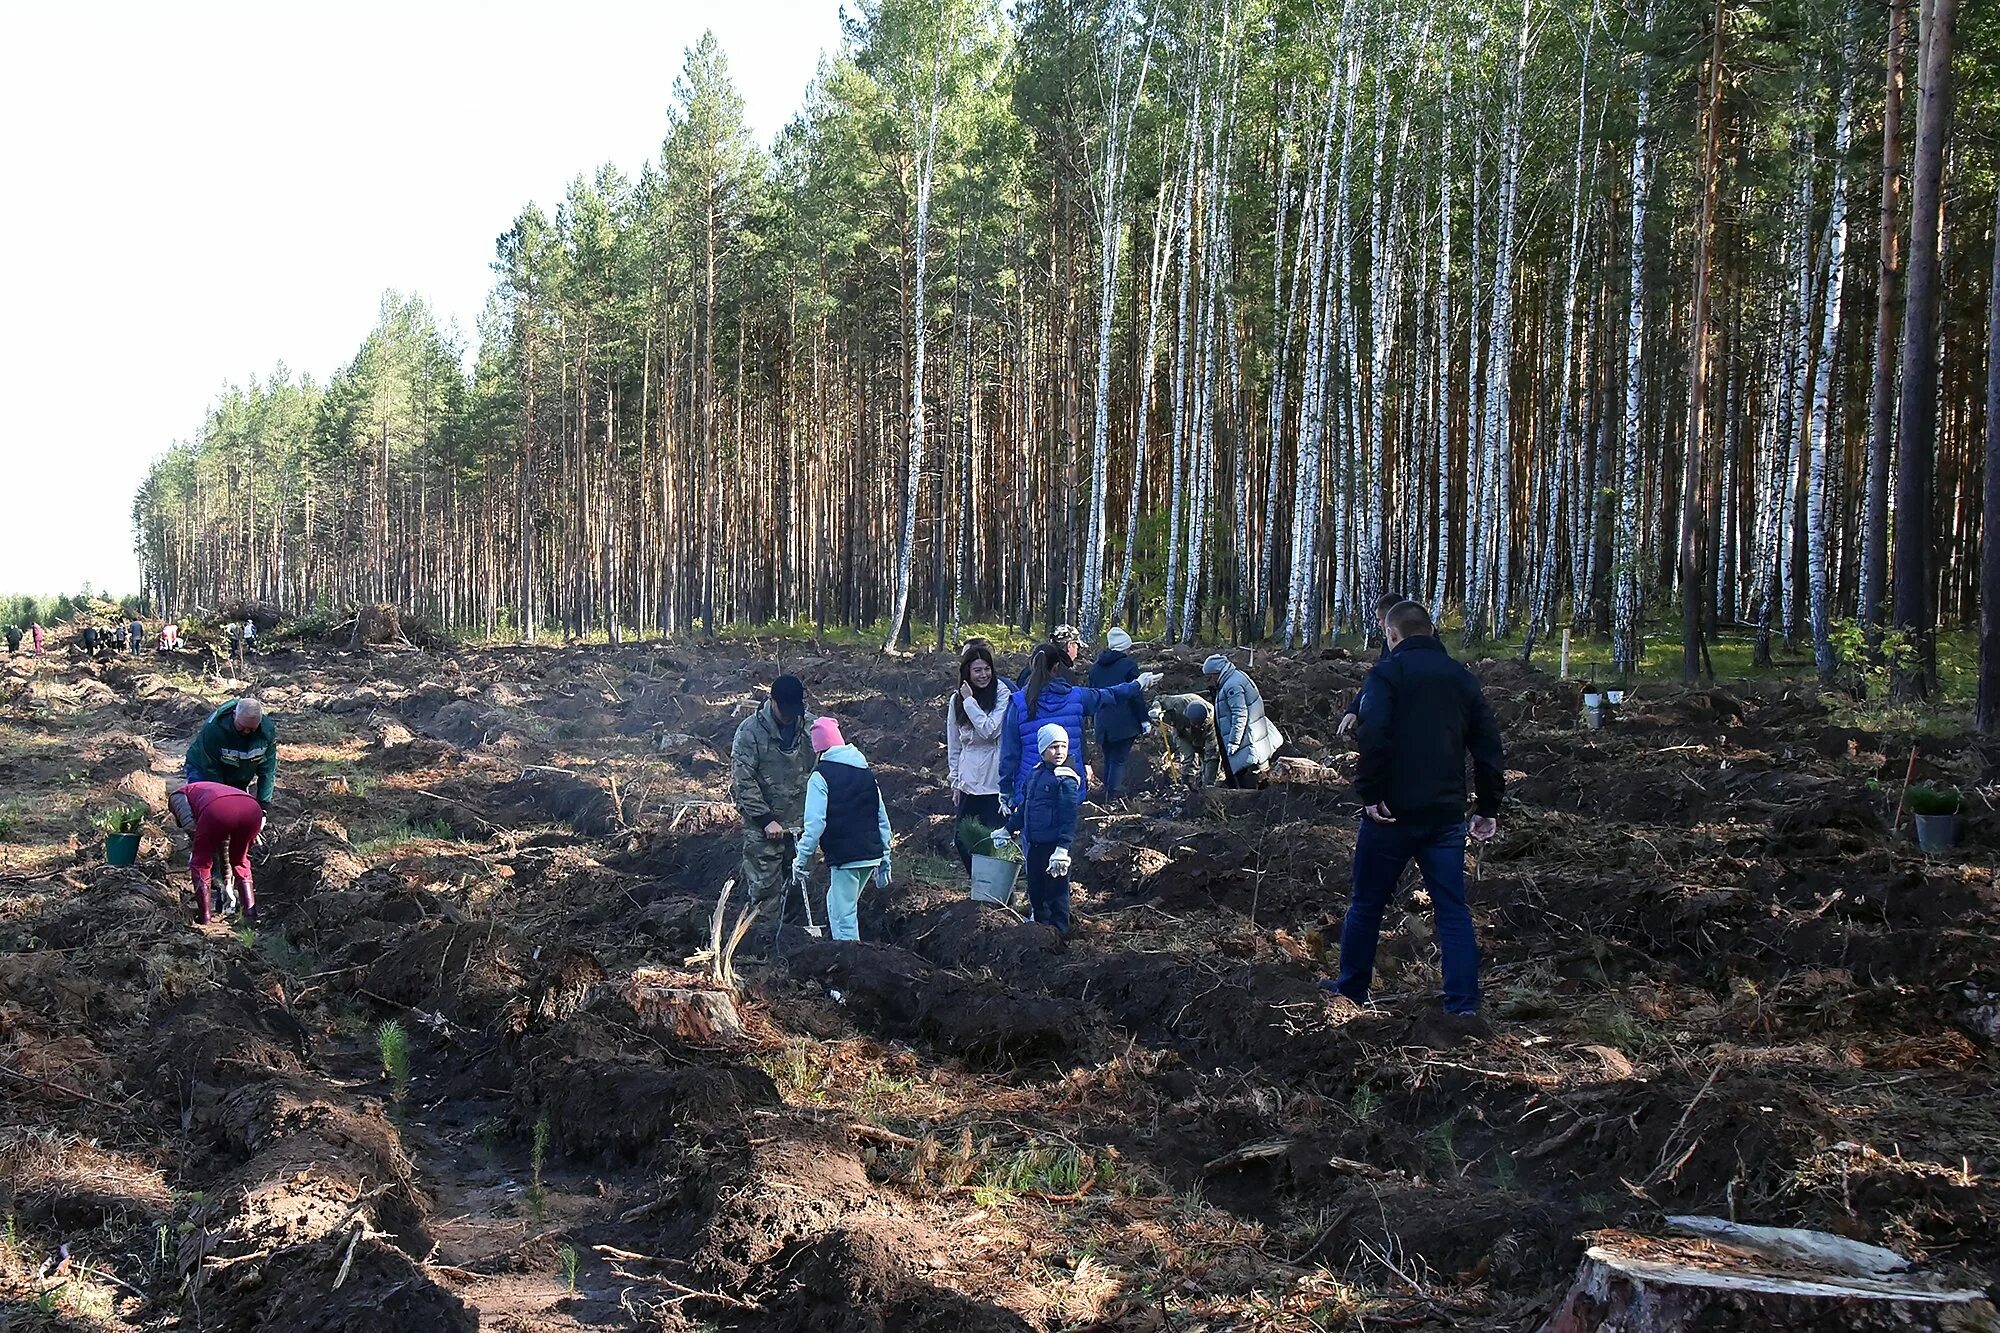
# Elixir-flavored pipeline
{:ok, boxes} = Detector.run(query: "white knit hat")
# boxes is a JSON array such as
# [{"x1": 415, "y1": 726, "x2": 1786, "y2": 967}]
[
  {"x1": 1202, "y1": 653, "x2": 1230, "y2": 675},
  {"x1": 1106, "y1": 627, "x2": 1133, "y2": 652},
  {"x1": 1037, "y1": 723, "x2": 1068, "y2": 754}
]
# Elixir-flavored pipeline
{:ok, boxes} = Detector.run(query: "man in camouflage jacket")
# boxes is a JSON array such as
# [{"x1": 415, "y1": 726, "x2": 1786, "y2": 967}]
[{"x1": 730, "y1": 674, "x2": 818, "y2": 916}]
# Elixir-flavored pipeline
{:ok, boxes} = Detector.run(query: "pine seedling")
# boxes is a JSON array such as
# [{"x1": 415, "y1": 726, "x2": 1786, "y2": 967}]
[
  {"x1": 375, "y1": 1020, "x2": 411, "y2": 1102},
  {"x1": 556, "y1": 1243, "x2": 580, "y2": 1295},
  {"x1": 527, "y1": 1111, "x2": 552, "y2": 1220}
]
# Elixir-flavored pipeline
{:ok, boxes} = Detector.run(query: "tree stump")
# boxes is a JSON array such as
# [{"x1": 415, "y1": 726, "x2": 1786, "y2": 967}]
[
  {"x1": 615, "y1": 982, "x2": 744, "y2": 1042},
  {"x1": 1540, "y1": 1217, "x2": 1998, "y2": 1332}
]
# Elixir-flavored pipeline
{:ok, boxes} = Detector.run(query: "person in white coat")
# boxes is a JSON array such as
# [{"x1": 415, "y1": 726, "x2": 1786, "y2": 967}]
[
  {"x1": 947, "y1": 639, "x2": 1009, "y2": 866},
  {"x1": 1204, "y1": 653, "x2": 1285, "y2": 788}
]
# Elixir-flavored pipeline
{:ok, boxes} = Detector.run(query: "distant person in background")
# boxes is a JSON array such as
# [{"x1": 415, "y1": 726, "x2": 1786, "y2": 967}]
[
  {"x1": 1155, "y1": 693, "x2": 1218, "y2": 788},
  {"x1": 946, "y1": 640, "x2": 1009, "y2": 868},
  {"x1": 128, "y1": 618, "x2": 145, "y2": 654},
  {"x1": 730, "y1": 674, "x2": 818, "y2": 925},
  {"x1": 792, "y1": 718, "x2": 892, "y2": 942},
  {"x1": 30, "y1": 622, "x2": 43, "y2": 655},
  {"x1": 184, "y1": 698, "x2": 279, "y2": 803},
  {"x1": 1086, "y1": 627, "x2": 1147, "y2": 799},
  {"x1": 1339, "y1": 593, "x2": 1411, "y2": 737},
  {"x1": 1204, "y1": 653, "x2": 1284, "y2": 788},
  {"x1": 3, "y1": 625, "x2": 19, "y2": 655},
  {"x1": 81, "y1": 624, "x2": 100, "y2": 655},
  {"x1": 162, "y1": 623, "x2": 181, "y2": 651},
  {"x1": 241, "y1": 618, "x2": 258, "y2": 656},
  {"x1": 181, "y1": 780, "x2": 264, "y2": 925},
  {"x1": 227, "y1": 622, "x2": 242, "y2": 662},
  {"x1": 1016, "y1": 623, "x2": 1085, "y2": 688}
]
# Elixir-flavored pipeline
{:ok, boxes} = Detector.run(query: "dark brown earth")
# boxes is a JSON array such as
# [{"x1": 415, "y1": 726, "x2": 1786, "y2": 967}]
[{"x1": 1, "y1": 634, "x2": 1996, "y2": 1330}]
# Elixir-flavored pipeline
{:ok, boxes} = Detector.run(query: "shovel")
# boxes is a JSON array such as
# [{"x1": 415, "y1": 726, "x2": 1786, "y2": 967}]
[{"x1": 797, "y1": 869, "x2": 825, "y2": 939}]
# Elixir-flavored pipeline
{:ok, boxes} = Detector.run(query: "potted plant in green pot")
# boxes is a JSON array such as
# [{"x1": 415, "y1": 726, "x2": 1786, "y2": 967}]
[
  {"x1": 1906, "y1": 783, "x2": 1962, "y2": 854},
  {"x1": 96, "y1": 804, "x2": 147, "y2": 866}
]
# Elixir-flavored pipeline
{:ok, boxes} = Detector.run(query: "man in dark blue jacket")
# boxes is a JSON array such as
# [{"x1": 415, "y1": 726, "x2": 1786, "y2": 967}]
[{"x1": 1330, "y1": 600, "x2": 1504, "y2": 1018}]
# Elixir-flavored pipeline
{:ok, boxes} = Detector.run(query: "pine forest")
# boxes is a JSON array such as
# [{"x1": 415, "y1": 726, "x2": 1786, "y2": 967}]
[{"x1": 133, "y1": 0, "x2": 2000, "y2": 696}]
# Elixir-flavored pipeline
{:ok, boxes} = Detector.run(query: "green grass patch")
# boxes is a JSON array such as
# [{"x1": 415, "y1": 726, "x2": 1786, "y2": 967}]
[{"x1": 353, "y1": 818, "x2": 458, "y2": 855}]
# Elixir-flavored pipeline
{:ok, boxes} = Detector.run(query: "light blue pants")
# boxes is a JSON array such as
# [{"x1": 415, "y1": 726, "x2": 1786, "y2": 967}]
[{"x1": 825, "y1": 861, "x2": 880, "y2": 941}]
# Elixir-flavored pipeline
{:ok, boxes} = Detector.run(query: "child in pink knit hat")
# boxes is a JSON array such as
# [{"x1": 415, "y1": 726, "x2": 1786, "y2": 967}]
[{"x1": 791, "y1": 717, "x2": 891, "y2": 940}]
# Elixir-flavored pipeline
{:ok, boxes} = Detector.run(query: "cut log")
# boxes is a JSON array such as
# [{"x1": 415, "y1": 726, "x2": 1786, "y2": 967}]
[{"x1": 1540, "y1": 1218, "x2": 1997, "y2": 1332}]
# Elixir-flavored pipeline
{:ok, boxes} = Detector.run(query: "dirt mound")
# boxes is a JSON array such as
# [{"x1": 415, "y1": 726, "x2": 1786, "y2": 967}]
[
  {"x1": 770, "y1": 1221, "x2": 1036, "y2": 1333},
  {"x1": 782, "y1": 935, "x2": 1092, "y2": 1064},
  {"x1": 203, "y1": 1232, "x2": 476, "y2": 1332},
  {"x1": 497, "y1": 766, "x2": 623, "y2": 834},
  {"x1": 359, "y1": 921, "x2": 531, "y2": 1027}
]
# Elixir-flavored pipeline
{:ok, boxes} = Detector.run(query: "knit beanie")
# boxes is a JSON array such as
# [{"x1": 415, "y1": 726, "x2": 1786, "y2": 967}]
[
  {"x1": 810, "y1": 717, "x2": 844, "y2": 752},
  {"x1": 1184, "y1": 698, "x2": 1211, "y2": 723},
  {"x1": 1202, "y1": 653, "x2": 1230, "y2": 675},
  {"x1": 772, "y1": 675, "x2": 805, "y2": 714},
  {"x1": 1106, "y1": 627, "x2": 1133, "y2": 652},
  {"x1": 1037, "y1": 723, "x2": 1068, "y2": 755}
]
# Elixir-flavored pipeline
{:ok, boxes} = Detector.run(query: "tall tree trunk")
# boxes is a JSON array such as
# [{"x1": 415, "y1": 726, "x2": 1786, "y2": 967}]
[
  {"x1": 884, "y1": 41, "x2": 949, "y2": 654},
  {"x1": 1890, "y1": 0, "x2": 1958, "y2": 698},
  {"x1": 1808, "y1": 31, "x2": 1856, "y2": 682},
  {"x1": 1860, "y1": 0, "x2": 1907, "y2": 644},
  {"x1": 1678, "y1": 0, "x2": 1725, "y2": 683},
  {"x1": 1612, "y1": 9, "x2": 1654, "y2": 677},
  {"x1": 1976, "y1": 188, "x2": 2000, "y2": 732}
]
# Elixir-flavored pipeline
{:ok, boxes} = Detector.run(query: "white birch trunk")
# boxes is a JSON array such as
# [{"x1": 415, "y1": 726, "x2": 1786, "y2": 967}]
[
  {"x1": 1808, "y1": 38, "x2": 1855, "y2": 680},
  {"x1": 884, "y1": 40, "x2": 948, "y2": 653},
  {"x1": 1476, "y1": 0, "x2": 1533, "y2": 639},
  {"x1": 1080, "y1": 15, "x2": 1154, "y2": 641},
  {"x1": 1611, "y1": 8, "x2": 1654, "y2": 675}
]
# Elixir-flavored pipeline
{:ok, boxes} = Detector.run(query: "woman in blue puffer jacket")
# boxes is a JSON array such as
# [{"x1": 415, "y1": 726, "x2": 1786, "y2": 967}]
[{"x1": 999, "y1": 643, "x2": 1160, "y2": 814}]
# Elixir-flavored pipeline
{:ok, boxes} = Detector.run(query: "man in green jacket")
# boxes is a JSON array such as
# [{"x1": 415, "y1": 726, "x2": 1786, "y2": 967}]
[
  {"x1": 729, "y1": 675, "x2": 817, "y2": 919},
  {"x1": 184, "y1": 698, "x2": 278, "y2": 802}
]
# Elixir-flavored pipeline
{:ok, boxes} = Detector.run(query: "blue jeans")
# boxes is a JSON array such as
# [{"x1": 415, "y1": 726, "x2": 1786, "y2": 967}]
[
  {"x1": 1336, "y1": 817, "x2": 1481, "y2": 1014},
  {"x1": 825, "y1": 861, "x2": 878, "y2": 941},
  {"x1": 1099, "y1": 738, "x2": 1136, "y2": 798}
]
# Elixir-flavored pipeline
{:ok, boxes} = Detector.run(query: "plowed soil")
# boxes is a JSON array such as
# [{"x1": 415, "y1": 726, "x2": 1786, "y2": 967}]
[{"x1": 2, "y1": 636, "x2": 1996, "y2": 1330}]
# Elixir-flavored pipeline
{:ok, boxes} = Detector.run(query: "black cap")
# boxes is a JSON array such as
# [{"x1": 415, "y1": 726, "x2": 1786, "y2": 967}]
[{"x1": 772, "y1": 675, "x2": 805, "y2": 714}]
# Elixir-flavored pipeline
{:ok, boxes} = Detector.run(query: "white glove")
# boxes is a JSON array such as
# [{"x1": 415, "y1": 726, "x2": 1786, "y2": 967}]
[
  {"x1": 791, "y1": 862, "x2": 809, "y2": 884},
  {"x1": 1047, "y1": 848, "x2": 1072, "y2": 878},
  {"x1": 989, "y1": 828, "x2": 1012, "y2": 848},
  {"x1": 1138, "y1": 672, "x2": 1163, "y2": 690},
  {"x1": 1147, "y1": 703, "x2": 1163, "y2": 722}
]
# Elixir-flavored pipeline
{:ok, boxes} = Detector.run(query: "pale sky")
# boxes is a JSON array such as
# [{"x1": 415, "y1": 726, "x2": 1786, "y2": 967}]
[{"x1": 0, "y1": 0, "x2": 843, "y2": 597}]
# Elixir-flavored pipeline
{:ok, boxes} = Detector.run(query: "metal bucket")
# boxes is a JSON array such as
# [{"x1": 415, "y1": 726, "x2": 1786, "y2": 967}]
[
  {"x1": 1914, "y1": 814, "x2": 1959, "y2": 855},
  {"x1": 969, "y1": 853, "x2": 1019, "y2": 905}
]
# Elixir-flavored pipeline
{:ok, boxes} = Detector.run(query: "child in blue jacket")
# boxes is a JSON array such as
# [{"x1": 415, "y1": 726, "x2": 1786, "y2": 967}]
[{"x1": 1006, "y1": 723, "x2": 1082, "y2": 934}]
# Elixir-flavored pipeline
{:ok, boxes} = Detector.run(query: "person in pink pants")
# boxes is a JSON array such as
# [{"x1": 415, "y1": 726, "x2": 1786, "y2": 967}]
[{"x1": 183, "y1": 780, "x2": 263, "y2": 924}]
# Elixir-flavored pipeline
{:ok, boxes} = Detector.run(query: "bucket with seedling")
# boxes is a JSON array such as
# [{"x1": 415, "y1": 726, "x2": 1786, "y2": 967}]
[
  {"x1": 1906, "y1": 783, "x2": 1962, "y2": 854},
  {"x1": 94, "y1": 804, "x2": 147, "y2": 866},
  {"x1": 1580, "y1": 688, "x2": 1605, "y2": 731},
  {"x1": 960, "y1": 816, "x2": 1022, "y2": 906}
]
